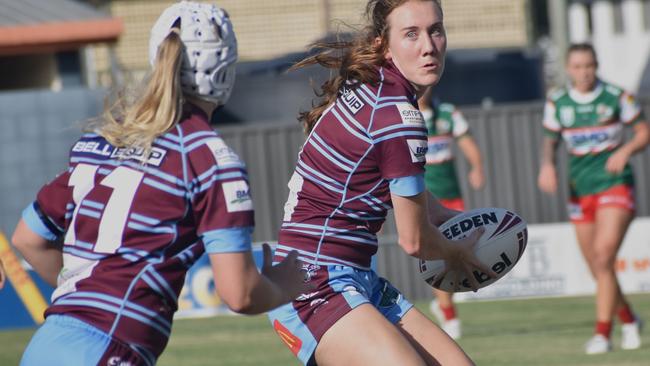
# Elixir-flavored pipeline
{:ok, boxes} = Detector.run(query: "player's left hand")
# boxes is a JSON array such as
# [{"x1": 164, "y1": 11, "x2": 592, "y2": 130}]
[
  {"x1": 605, "y1": 149, "x2": 631, "y2": 174},
  {"x1": 261, "y1": 243, "x2": 314, "y2": 303},
  {"x1": 438, "y1": 227, "x2": 496, "y2": 292}
]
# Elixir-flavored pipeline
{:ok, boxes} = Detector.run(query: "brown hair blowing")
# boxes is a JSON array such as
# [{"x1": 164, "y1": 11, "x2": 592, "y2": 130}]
[
  {"x1": 88, "y1": 30, "x2": 184, "y2": 154},
  {"x1": 294, "y1": 0, "x2": 441, "y2": 134}
]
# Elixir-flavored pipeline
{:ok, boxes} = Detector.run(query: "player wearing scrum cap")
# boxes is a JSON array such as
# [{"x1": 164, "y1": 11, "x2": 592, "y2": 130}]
[{"x1": 12, "y1": 2, "x2": 308, "y2": 365}]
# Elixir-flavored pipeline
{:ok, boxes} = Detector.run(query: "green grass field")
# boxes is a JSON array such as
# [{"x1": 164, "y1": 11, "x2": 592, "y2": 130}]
[{"x1": 1, "y1": 294, "x2": 649, "y2": 365}]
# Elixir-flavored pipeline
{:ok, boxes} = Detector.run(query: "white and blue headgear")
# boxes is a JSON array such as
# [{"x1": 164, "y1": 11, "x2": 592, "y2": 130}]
[{"x1": 149, "y1": 1, "x2": 237, "y2": 106}]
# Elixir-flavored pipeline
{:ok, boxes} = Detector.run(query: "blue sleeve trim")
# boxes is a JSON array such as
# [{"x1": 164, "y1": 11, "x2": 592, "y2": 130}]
[
  {"x1": 22, "y1": 203, "x2": 58, "y2": 241},
  {"x1": 389, "y1": 173, "x2": 425, "y2": 197},
  {"x1": 203, "y1": 227, "x2": 253, "y2": 254}
]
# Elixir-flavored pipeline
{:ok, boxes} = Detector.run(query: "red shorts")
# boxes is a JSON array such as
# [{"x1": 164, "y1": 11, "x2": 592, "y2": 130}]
[
  {"x1": 438, "y1": 197, "x2": 465, "y2": 211},
  {"x1": 568, "y1": 184, "x2": 635, "y2": 223}
]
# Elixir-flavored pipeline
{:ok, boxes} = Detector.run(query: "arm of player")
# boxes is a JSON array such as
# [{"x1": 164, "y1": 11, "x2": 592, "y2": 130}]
[
  {"x1": 457, "y1": 135, "x2": 485, "y2": 190},
  {"x1": 392, "y1": 191, "x2": 494, "y2": 290},
  {"x1": 605, "y1": 120, "x2": 650, "y2": 174},
  {"x1": 11, "y1": 219, "x2": 63, "y2": 287},
  {"x1": 537, "y1": 136, "x2": 559, "y2": 194},
  {"x1": 393, "y1": 191, "x2": 468, "y2": 259},
  {"x1": 208, "y1": 244, "x2": 311, "y2": 314},
  {"x1": 538, "y1": 98, "x2": 562, "y2": 194}
]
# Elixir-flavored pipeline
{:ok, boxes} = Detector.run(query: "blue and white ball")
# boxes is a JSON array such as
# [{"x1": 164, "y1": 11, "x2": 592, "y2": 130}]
[{"x1": 419, "y1": 207, "x2": 528, "y2": 292}]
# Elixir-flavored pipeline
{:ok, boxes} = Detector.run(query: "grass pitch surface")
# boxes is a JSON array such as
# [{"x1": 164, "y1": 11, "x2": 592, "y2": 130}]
[{"x1": 1, "y1": 294, "x2": 648, "y2": 365}]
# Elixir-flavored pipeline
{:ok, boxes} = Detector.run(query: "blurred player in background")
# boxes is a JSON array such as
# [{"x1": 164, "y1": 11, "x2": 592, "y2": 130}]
[
  {"x1": 538, "y1": 43, "x2": 649, "y2": 355},
  {"x1": 11, "y1": 2, "x2": 308, "y2": 365},
  {"x1": 268, "y1": 1, "x2": 495, "y2": 365},
  {"x1": 418, "y1": 87, "x2": 485, "y2": 340}
]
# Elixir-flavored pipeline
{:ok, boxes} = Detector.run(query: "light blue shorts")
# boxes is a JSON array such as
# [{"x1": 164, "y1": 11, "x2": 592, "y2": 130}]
[{"x1": 20, "y1": 314, "x2": 153, "y2": 366}]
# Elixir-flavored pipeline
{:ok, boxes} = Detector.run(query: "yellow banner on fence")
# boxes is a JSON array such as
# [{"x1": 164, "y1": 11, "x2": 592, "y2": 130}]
[{"x1": 0, "y1": 231, "x2": 47, "y2": 324}]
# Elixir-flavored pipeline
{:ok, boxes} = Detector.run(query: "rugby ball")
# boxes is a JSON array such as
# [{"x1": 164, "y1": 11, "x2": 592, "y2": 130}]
[{"x1": 418, "y1": 207, "x2": 527, "y2": 292}]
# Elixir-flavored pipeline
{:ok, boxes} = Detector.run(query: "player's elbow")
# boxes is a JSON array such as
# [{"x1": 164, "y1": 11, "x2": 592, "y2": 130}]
[
  {"x1": 11, "y1": 220, "x2": 49, "y2": 255},
  {"x1": 399, "y1": 237, "x2": 423, "y2": 257},
  {"x1": 11, "y1": 228, "x2": 31, "y2": 254},
  {"x1": 221, "y1": 293, "x2": 256, "y2": 314},
  {"x1": 222, "y1": 297, "x2": 252, "y2": 314}
]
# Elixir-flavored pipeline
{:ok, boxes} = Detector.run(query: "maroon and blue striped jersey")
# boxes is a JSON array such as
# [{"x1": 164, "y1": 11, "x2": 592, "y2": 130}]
[
  {"x1": 22, "y1": 105, "x2": 254, "y2": 360},
  {"x1": 276, "y1": 62, "x2": 428, "y2": 270}
]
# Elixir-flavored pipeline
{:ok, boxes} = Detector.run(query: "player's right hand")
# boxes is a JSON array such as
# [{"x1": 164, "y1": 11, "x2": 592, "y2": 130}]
[
  {"x1": 261, "y1": 243, "x2": 314, "y2": 303},
  {"x1": 537, "y1": 163, "x2": 557, "y2": 194},
  {"x1": 468, "y1": 167, "x2": 485, "y2": 190}
]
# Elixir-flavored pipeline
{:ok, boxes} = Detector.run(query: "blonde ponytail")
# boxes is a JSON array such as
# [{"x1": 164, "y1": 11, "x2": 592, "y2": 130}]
[{"x1": 89, "y1": 31, "x2": 184, "y2": 153}]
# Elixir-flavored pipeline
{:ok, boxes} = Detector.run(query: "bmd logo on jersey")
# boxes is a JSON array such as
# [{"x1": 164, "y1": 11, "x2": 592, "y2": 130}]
[
  {"x1": 397, "y1": 103, "x2": 424, "y2": 125},
  {"x1": 341, "y1": 86, "x2": 364, "y2": 114},
  {"x1": 564, "y1": 124, "x2": 622, "y2": 154},
  {"x1": 569, "y1": 131, "x2": 609, "y2": 146},
  {"x1": 406, "y1": 139, "x2": 427, "y2": 162},
  {"x1": 426, "y1": 138, "x2": 453, "y2": 164},
  {"x1": 233, "y1": 189, "x2": 251, "y2": 204},
  {"x1": 427, "y1": 139, "x2": 451, "y2": 155},
  {"x1": 222, "y1": 180, "x2": 253, "y2": 212}
]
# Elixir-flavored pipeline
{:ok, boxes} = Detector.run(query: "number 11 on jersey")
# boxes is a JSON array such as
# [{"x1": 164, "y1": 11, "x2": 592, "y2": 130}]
[{"x1": 64, "y1": 164, "x2": 144, "y2": 254}]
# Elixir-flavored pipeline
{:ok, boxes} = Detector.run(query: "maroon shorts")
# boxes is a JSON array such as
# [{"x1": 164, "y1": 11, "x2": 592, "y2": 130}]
[{"x1": 268, "y1": 265, "x2": 413, "y2": 365}]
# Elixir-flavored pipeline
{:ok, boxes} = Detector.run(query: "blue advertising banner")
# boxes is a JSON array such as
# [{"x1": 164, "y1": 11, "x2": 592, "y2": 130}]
[{"x1": 0, "y1": 271, "x2": 54, "y2": 329}]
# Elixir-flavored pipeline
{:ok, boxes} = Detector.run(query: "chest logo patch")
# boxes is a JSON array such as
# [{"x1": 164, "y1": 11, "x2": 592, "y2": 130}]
[
  {"x1": 596, "y1": 103, "x2": 614, "y2": 122},
  {"x1": 559, "y1": 106, "x2": 575, "y2": 127},
  {"x1": 397, "y1": 103, "x2": 425, "y2": 125}
]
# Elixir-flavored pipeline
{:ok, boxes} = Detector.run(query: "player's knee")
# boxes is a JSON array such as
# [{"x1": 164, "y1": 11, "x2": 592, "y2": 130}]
[{"x1": 591, "y1": 251, "x2": 616, "y2": 274}]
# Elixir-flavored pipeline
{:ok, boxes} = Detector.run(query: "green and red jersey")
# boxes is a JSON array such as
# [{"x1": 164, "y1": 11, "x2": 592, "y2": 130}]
[
  {"x1": 423, "y1": 102, "x2": 470, "y2": 199},
  {"x1": 542, "y1": 80, "x2": 644, "y2": 196}
]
